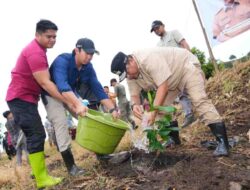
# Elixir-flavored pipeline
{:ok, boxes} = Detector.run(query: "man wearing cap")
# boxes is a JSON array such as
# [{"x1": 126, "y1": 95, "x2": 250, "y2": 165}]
[
  {"x1": 150, "y1": 20, "x2": 195, "y2": 128},
  {"x1": 42, "y1": 38, "x2": 119, "y2": 175},
  {"x1": 151, "y1": 20, "x2": 191, "y2": 50},
  {"x1": 110, "y1": 78, "x2": 137, "y2": 129},
  {"x1": 212, "y1": 0, "x2": 250, "y2": 42},
  {"x1": 111, "y1": 48, "x2": 230, "y2": 157}
]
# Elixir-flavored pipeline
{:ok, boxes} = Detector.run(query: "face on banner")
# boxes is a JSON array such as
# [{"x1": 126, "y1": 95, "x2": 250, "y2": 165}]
[{"x1": 195, "y1": 0, "x2": 250, "y2": 47}]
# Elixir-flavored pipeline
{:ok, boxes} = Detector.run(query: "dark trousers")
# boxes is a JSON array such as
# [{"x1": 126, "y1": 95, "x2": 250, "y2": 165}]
[{"x1": 7, "y1": 99, "x2": 46, "y2": 154}]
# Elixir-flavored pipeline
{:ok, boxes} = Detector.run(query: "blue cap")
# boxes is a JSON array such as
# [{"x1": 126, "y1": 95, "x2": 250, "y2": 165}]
[
  {"x1": 76, "y1": 38, "x2": 99, "y2": 55},
  {"x1": 150, "y1": 20, "x2": 163, "y2": 32}
]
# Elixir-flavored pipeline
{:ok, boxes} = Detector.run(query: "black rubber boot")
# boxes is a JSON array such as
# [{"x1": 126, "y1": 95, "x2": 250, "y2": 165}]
[
  {"x1": 165, "y1": 120, "x2": 181, "y2": 145},
  {"x1": 208, "y1": 122, "x2": 229, "y2": 157},
  {"x1": 61, "y1": 149, "x2": 85, "y2": 176},
  {"x1": 181, "y1": 114, "x2": 196, "y2": 128}
]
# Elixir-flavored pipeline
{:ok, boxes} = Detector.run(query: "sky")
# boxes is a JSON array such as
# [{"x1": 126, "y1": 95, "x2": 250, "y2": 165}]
[{"x1": 0, "y1": 0, "x2": 249, "y2": 127}]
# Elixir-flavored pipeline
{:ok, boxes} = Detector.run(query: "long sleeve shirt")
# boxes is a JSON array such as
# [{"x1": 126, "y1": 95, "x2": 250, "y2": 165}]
[{"x1": 49, "y1": 53, "x2": 108, "y2": 101}]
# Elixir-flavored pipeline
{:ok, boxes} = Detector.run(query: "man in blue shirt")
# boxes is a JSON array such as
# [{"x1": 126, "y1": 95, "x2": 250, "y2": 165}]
[{"x1": 43, "y1": 38, "x2": 119, "y2": 176}]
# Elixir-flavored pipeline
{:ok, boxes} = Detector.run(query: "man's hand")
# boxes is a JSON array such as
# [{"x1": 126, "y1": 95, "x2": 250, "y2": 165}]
[
  {"x1": 147, "y1": 111, "x2": 157, "y2": 125},
  {"x1": 66, "y1": 103, "x2": 75, "y2": 113},
  {"x1": 111, "y1": 110, "x2": 119, "y2": 120},
  {"x1": 75, "y1": 105, "x2": 88, "y2": 117},
  {"x1": 132, "y1": 105, "x2": 144, "y2": 120}
]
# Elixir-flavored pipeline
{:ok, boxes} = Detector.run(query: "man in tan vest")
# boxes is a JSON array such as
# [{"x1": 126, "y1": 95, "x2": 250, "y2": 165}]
[{"x1": 111, "y1": 48, "x2": 230, "y2": 157}]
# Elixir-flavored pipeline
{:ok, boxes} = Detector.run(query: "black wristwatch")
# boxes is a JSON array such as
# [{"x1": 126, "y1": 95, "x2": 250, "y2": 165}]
[{"x1": 109, "y1": 108, "x2": 116, "y2": 113}]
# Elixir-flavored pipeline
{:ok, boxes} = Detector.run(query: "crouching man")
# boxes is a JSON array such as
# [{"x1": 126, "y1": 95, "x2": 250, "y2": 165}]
[{"x1": 111, "y1": 47, "x2": 229, "y2": 157}]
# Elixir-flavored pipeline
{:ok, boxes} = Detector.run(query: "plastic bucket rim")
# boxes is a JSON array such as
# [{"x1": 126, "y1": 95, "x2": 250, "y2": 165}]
[{"x1": 79, "y1": 109, "x2": 130, "y2": 131}]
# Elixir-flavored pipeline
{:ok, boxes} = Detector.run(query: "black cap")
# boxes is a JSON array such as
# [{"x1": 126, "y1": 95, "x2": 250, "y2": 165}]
[
  {"x1": 111, "y1": 52, "x2": 128, "y2": 82},
  {"x1": 3, "y1": 110, "x2": 11, "y2": 119},
  {"x1": 150, "y1": 20, "x2": 163, "y2": 32},
  {"x1": 76, "y1": 38, "x2": 99, "y2": 55},
  {"x1": 110, "y1": 78, "x2": 117, "y2": 86}
]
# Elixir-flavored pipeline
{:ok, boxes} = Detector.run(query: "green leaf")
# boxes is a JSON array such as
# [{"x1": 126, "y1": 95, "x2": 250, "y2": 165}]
[
  {"x1": 147, "y1": 91, "x2": 155, "y2": 111},
  {"x1": 149, "y1": 141, "x2": 164, "y2": 151},
  {"x1": 160, "y1": 135, "x2": 170, "y2": 142},
  {"x1": 163, "y1": 114, "x2": 172, "y2": 121},
  {"x1": 146, "y1": 130, "x2": 155, "y2": 139},
  {"x1": 154, "y1": 106, "x2": 176, "y2": 113},
  {"x1": 158, "y1": 130, "x2": 171, "y2": 138},
  {"x1": 168, "y1": 127, "x2": 179, "y2": 131},
  {"x1": 155, "y1": 120, "x2": 169, "y2": 127}
]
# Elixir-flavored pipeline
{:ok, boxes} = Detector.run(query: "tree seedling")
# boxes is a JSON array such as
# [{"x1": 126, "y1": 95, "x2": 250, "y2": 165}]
[{"x1": 142, "y1": 91, "x2": 179, "y2": 152}]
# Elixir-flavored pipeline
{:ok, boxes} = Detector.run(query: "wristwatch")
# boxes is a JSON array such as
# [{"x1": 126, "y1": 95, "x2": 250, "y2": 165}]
[{"x1": 109, "y1": 108, "x2": 116, "y2": 113}]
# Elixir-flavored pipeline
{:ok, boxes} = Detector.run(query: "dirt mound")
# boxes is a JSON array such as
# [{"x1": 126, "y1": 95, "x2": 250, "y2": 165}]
[{"x1": 206, "y1": 60, "x2": 250, "y2": 135}]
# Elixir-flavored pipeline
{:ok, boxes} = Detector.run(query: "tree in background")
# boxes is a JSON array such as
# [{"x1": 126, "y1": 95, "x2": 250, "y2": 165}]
[
  {"x1": 191, "y1": 47, "x2": 215, "y2": 79},
  {"x1": 191, "y1": 47, "x2": 249, "y2": 79},
  {"x1": 191, "y1": 47, "x2": 206, "y2": 65},
  {"x1": 229, "y1": 55, "x2": 237, "y2": 60}
]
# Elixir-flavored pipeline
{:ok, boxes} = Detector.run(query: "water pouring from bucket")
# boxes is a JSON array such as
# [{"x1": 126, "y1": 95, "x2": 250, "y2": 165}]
[{"x1": 130, "y1": 112, "x2": 152, "y2": 153}]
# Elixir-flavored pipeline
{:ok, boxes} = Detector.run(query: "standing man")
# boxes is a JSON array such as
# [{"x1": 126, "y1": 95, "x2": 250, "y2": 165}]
[
  {"x1": 2, "y1": 131, "x2": 16, "y2": 160},
  {"x1": 104, "y1": 86, "x2": 117, "y2": 108},
  {"x1": 111, "y1": 48, "x2": 230, "y2": 157},
  {"x1": 100, "y1": 86, "x2": 117, "y2": 113},
  {"x1": 3, "y1": 110, "x2": 28, "y2": 166},
  {"x1": 110, "y1": 78, "x2": 137, "y2": 129},
  {"x1": 5, "y1": 19, "x2": 87, "y2": 189},
  {"x1": 151, "y1": 20, "x2": 195, "y2": 128},
  {"x1": 213, "y1": 0, "x2": 250, "y2": 42},
  {"x1": 43, "y1": 38, "x2": 120, "y2": 175}
]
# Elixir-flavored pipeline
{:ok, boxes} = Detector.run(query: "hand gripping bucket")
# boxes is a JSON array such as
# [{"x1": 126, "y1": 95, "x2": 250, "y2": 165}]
[{"x1": 76, "y1": 109, "x2": 130, "y2": 154}]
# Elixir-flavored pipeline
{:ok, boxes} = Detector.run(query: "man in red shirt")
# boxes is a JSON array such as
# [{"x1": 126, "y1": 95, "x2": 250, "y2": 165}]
[{"x1": 6, "y1": 19, "x2": 88, "y2": 189}]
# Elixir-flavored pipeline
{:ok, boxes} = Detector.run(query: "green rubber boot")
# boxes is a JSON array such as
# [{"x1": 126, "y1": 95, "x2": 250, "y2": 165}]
[{"x1": 29, "y1": 152, "x2": 62, "y2": 189}]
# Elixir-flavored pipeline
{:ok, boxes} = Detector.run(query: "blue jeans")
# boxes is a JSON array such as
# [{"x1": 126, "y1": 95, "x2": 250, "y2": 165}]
[{"x1": 7, "y1": 99, "x2": 46, "y2": 154}]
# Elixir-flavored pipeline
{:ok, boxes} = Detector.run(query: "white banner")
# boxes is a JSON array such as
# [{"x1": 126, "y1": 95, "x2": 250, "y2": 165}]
[{"x1": 195, "y1": 0, "x2": 250, "y2": 47}]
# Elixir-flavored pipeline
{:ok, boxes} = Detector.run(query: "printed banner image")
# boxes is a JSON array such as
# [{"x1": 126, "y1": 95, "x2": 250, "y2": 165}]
[{"x1": 195, "y1": 0, "x2": 250, "y2": 47}]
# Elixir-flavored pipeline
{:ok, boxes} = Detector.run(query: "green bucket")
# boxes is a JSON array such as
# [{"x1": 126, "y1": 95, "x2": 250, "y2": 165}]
[{"x1": 76, "y1": 109, "x2": 130, "y2": 154}]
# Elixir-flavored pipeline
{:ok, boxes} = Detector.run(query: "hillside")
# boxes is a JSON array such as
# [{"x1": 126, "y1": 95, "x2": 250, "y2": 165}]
[
  {"x1": 0, "y1": 61, "x2": 249, "y2": 190},
  {"x1": 206, "y1": 61, "x2": 250, "y2": 135}
]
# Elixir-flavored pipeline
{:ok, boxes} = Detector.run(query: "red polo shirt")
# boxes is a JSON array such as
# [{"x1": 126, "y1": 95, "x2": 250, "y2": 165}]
[{"x1": 6, "y1": 39, "x2": 48, "y2": 104}]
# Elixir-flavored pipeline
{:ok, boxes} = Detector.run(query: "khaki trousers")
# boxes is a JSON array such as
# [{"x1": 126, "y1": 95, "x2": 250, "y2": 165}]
[
  {"x1": 163, "y1": 67, "x2": 222, "y2": 126},
  {"x1": 44, "y1": 95, "x2": 71, "y2": 152}
]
